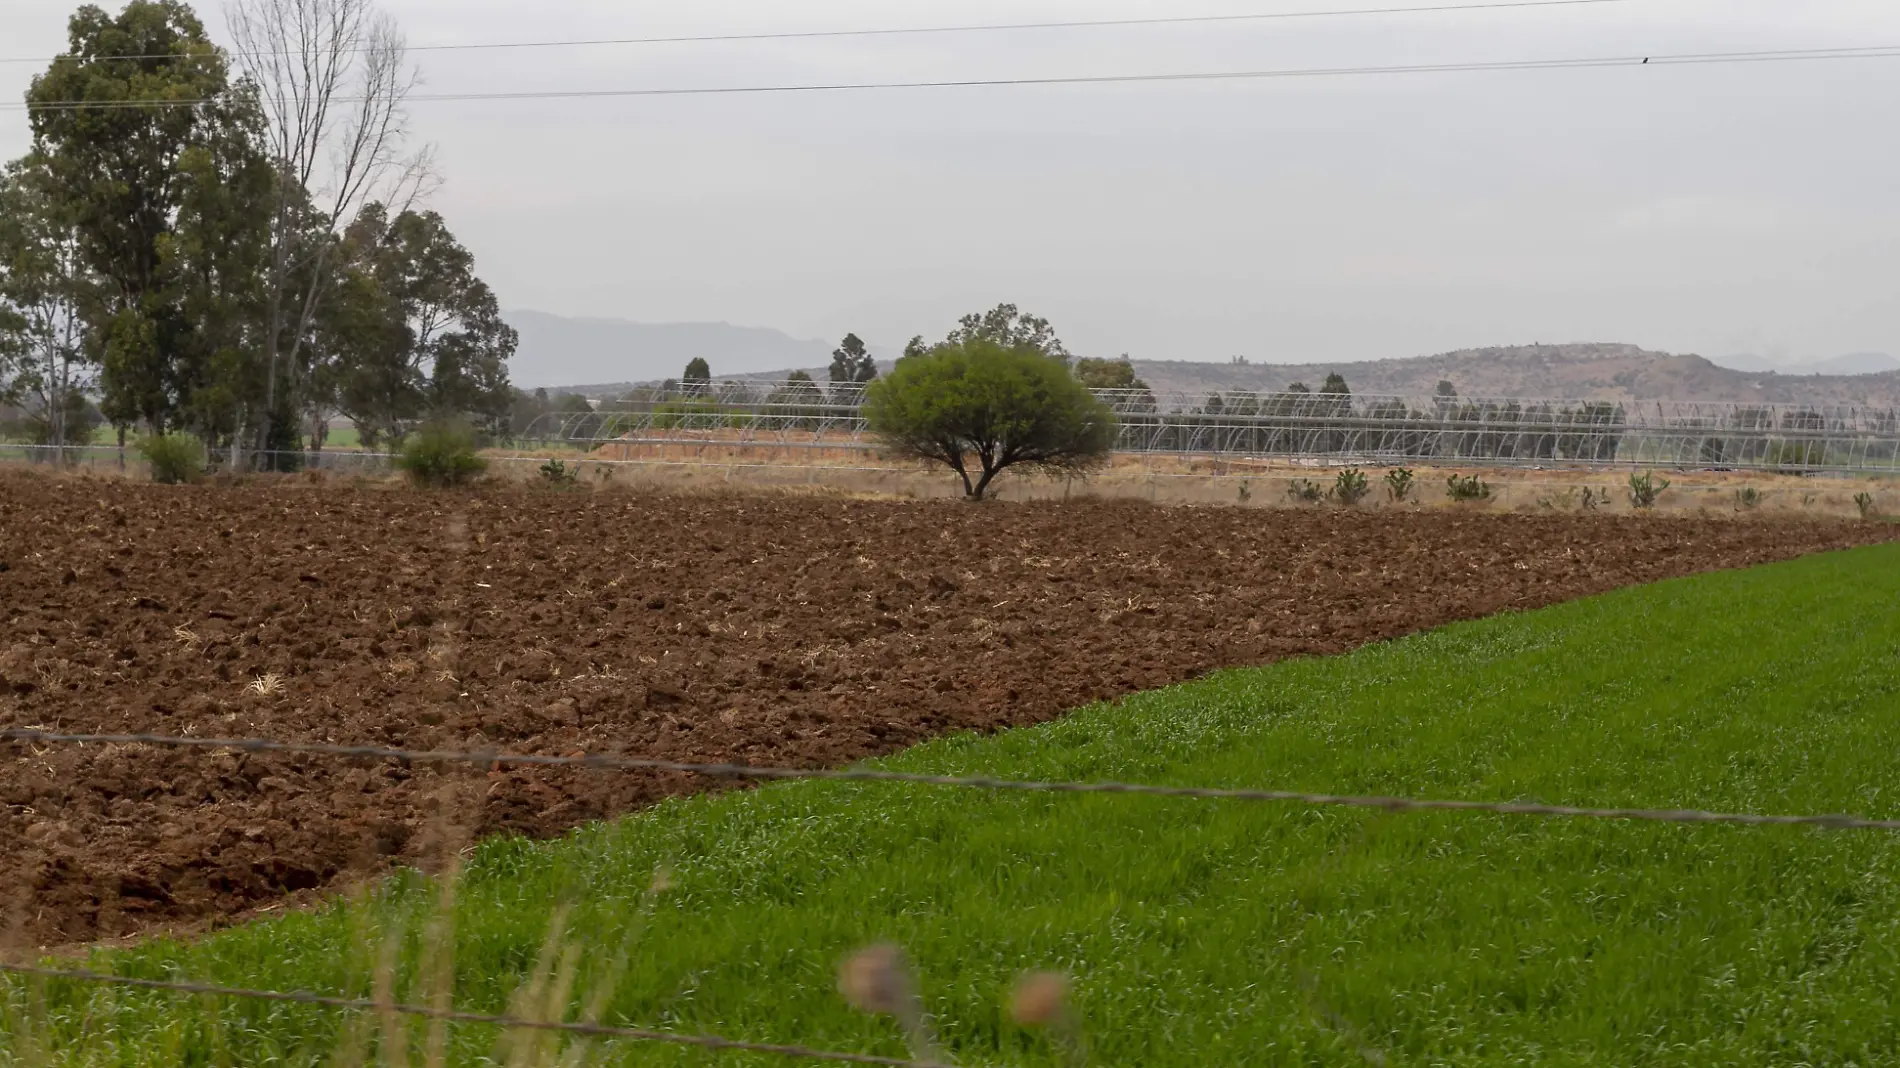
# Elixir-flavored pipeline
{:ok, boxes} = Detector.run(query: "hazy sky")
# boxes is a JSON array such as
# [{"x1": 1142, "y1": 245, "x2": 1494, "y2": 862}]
[{"x1": 5, "y1": 0, "x2": 1900, "y2": 367}]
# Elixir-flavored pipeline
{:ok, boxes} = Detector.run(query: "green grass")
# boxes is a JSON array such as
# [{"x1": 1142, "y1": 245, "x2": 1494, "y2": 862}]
[{"x1": 10, "y1": 546, "x2": 1900, "y2": 1066}]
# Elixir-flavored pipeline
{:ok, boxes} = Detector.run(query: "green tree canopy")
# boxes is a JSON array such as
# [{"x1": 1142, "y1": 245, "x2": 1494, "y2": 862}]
[
  {"x1": 863, "y1": 338, "x2": 1115, "y2": 501},
  {"x1": 901, "y1": 303, "x2": 1071, "y2": 367},
  {"x1": 683, "y1": 357, "x2": 711, "y2": 389},
  {"x1": 1073, "y1": 355, "x2": 1156, "y2": 415},
  {"x1": 321, "y1": 204, "x2": 515, "y2": 446},
  {"x1": 942, "y1": 303, "x2": 1071, "y2": 364},
  {"x1": 1073, "y1": 355, "x2": 1148, "y2": 391},
  {"x1": 828, "y1": 333, "x2": 877, "y2": 385},
  {"x1": 0, "y1": 154, "x2": 96, "y2": 449},
  {"x1": 771, "y1": 369, "x2": 824, "y2": 401},
  {"x1": 1434, "y1": 378, "x2": 1459, "y2": 415},
  {"x1": 26, "y1": 0, "x2": 242, "y2": 433}
]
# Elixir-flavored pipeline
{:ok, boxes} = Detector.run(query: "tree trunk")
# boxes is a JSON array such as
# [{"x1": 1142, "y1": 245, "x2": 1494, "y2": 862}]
[
  {"x1": 49, "y1": 376, "x2": 67, "y2": 466},
  {"x1": 252, "y1": 270, "x2": 288, "y2": 471},
  {"x1": 969, "y1": 463, "x2": 1001, "y2": 501}
]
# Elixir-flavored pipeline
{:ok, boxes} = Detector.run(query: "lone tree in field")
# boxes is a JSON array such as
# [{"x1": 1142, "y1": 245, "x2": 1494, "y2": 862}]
[{"x1": 863, "y1": 338, "x2": 1115, "y2": 501}]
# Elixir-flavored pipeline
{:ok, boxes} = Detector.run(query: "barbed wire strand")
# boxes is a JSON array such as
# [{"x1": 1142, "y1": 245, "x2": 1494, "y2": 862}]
[
  {"x1": 9, "y1": 45, "x2": 1900, "y2": 112},
  {"x1": 0, "y1": 0, "x2": 1628, "y2": 66},
  {"x1": 4, "y1": 728, "x2": 1896, "y2": 831},
  {"x1": 0, "y1": 964, "x2": 943, "y2": 1068}
]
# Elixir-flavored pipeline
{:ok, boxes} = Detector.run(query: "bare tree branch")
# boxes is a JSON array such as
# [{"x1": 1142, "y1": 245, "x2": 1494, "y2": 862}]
[{"x1": 224, "y1": 0, "x2": 433, "y2": 468}]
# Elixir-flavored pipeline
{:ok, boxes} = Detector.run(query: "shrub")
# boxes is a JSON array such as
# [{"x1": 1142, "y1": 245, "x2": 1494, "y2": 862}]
[
  {"x1": 137, "y1": 433, "x2": 205, "y2": 484},
  {"x1": 1766, "y1": 441, "x2": 1825, "y2": 471},
  {"x1": 1332, "y1": 468, "x2": 1369, "y2": 506},
  {"x1": 1855, "y1": 491, "x2": 1878, "y2": 519},
  {"x1": 1445, "y1": 473, "x2": 1491, "y2": 502},
  {"x1": 539, "y1": 458, "x2": 580, "y2": 487},
  {"x1": 1537, "y1": 488, "x2": 1578, "y2": 511},
  {"x1": 396, "y1": 419, "x2": 487, "y2": 487},
  {"x1": 1384, "y1": 467, "x2": 1415, "y2": 503},
  {"x1": 1627, "y1": 471, "x2": 1671, "y2": 509},
  {"x1": 652, "y1": 399, "x2": 735, "y2": 431},
  {"x1": 1734, "y1": 487, "x2": 1763, "y2": 511},
  {"x1": 1287, "y1": 478, "x2": 1324, "y2": 504}
]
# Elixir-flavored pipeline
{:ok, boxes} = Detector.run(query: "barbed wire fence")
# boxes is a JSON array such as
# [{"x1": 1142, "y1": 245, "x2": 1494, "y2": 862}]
[
  {"x1": 5, "y1": 724, "x2": 1898, "y2": 1064},
  {"x1": 6, "y1": 729, "x2": 1899, "y2": 831},
  {"x1": 0, "y1": 964, "x2": 947, "y2": 1068}
]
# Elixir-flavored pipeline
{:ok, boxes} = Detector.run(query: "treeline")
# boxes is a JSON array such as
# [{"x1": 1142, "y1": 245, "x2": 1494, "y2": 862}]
[
  {"x1": 0, "y1": 0, "x2": 513, "y2": 466},
  {"x1": 513, "y1": 333, "x2": 884, "y2": 439}
]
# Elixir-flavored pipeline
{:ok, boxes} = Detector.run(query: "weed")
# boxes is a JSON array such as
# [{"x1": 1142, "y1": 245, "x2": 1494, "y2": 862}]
[
  {"x1": 137, "y1": 433, "x2": 205, "y2": 485},
  {"x1": 1627, "y1": 471, "x2": 1671, "y2": 509},
  {"x1": 1579, "y1": 487, "x2": 1607, "y2": 512},
  {"x1": 1331, "y1": 468, "x2": 1370, "y2": 506},
  {"x1": 1237, "y1": 479, "x2": 1252, "y2": 505},
  {"x1": 245, "y1": 672, "x2": 285, "y2": 696},
  {"x1": 397, "y1": 420, "x2": 487, "y2": 488},
  {"x1": 1538, "y1": 488, "x2": 1579, "y2": 512},
  {"x1": 1445, "y1": 473, "x2": 1491, "y2": 502},
  {"x1": 1734, "y1": 487, "x2": 1764, "y2": 511},
  {"x1": 1287, "y1": 478, "x2": 1324, "y2": 504},
  {"x1": 1384, "y1": 467, "x2": 1415, "y2": 503},
  {"x1": 1856, "y1": 491, "x2": 1878, "y2": 519},
  {"x1": 538, "y1": 458, "x2": 580, "y2": 487}
]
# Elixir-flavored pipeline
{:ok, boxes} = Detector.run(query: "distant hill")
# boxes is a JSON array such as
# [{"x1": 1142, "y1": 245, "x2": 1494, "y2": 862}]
[
  {"x1": 1128, "y1": 343, "x2": 1900, "y2": 406},
  {"x1": 1714, "y1": 352, "x2": 1900, "y2": 376},
  {"x1": 525, "y1": 329, "x2": 1900, "y2": 408},
  {"x1": 505, "y1": 310, "x2": 839, "y2": 388}
]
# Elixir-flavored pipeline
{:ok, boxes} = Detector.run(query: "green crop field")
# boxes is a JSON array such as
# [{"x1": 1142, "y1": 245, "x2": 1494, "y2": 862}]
[{"x1": 9, "y1": 545, "x2": 1900, "y2": 1066}]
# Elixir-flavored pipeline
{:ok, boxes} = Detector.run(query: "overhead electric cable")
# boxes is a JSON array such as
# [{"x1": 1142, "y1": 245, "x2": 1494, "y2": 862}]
[
  {"x1": 0, "y1": 0, "x2": 1628, "y2": 66},
  {"x1": 7, "y1": 44, "x2": 1900, "y2": 112}
]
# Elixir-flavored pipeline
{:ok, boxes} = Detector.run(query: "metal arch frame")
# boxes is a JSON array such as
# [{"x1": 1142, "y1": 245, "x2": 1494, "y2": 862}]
[
  {"x1": 507, "y1": 388, "x2": 1900, "y2": 475},
  {"x1": 10, "y1": 393, "x2": 1861, "y2": 474}
]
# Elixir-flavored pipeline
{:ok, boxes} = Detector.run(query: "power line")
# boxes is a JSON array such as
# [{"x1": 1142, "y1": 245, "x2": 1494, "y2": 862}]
[
  {"x1": 5, "y1": 728, "x2": 1896, "y2": 831},
  {"x1": 8, "y1": 44, "x2": 1900, "y2": 113},
  {"x1": 0, "y1": 0, "x2": 1627, "y2": 67},
  {"x1": 0, "y1": 965, "x2": 946, "y2": 1067}
]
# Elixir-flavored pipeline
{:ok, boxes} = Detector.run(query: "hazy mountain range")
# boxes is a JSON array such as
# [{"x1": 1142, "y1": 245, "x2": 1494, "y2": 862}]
[
  {"x1": 1709, "y1": 352, "x2": 1900, "y2": 375},
  {"x1": 506, "y1": 310, "x2": 847, "y2": 388},
  {"x1": 505, "y1": 312, "x2": 1900, "y2": 407},
  {"x1": 1128, "y1": 344, "x2": 1900, "y2": 406}
]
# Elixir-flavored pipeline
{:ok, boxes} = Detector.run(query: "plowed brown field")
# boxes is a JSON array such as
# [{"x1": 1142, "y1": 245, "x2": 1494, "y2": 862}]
[{"x1": 2, "y1": 471, "x2": 1891, "y2": 945}]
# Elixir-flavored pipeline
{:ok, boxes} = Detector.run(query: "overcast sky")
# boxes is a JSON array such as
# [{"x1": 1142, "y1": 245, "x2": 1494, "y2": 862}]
[{"x1": 4, "y1": 0, "x2": 1900, "y2": 367}]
